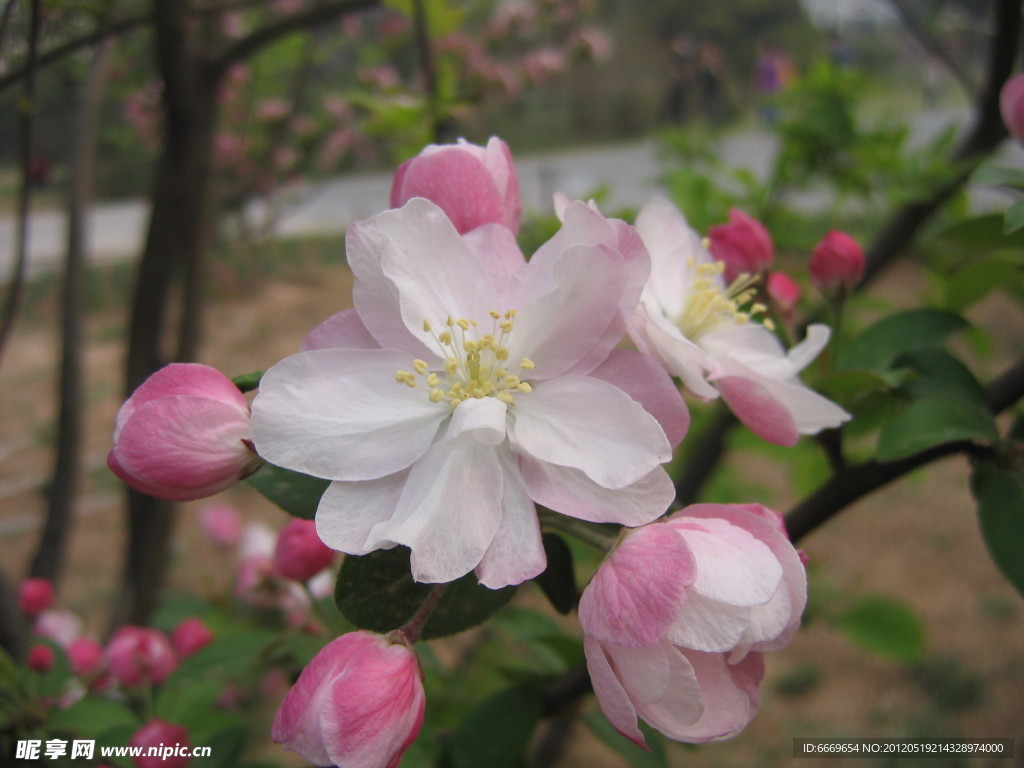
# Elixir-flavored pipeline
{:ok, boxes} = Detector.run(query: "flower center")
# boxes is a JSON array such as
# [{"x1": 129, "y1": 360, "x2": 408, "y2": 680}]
[
  {"x1": 395, "y1": 310, "x2": 535, "y2": 408},
  {"x1": 675, "y1": 260, "x2": 772, "y2": 339}
]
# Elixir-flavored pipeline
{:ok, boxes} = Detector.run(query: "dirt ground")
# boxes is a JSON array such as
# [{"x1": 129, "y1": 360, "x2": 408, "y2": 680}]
[{"x1": 1, "y1": 247, "x2": 1022, "y2": 768}]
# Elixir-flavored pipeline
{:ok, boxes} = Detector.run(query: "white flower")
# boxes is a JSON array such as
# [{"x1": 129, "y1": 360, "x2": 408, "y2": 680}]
[
  {"x1": 628, "y1": 198, "x2": 849, "y2": 445},
  {"x1": 251, "y1": 198, "x2": 689, "y2": 588}
]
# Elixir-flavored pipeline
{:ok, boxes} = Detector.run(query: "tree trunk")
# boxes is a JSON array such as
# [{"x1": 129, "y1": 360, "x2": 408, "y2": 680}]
[
  {"x1": 112, "y1": 1, "x2": 221, "y2": 627},
  {"x1": 31, "y1": 38, "x2": 117, "y2": 585}
]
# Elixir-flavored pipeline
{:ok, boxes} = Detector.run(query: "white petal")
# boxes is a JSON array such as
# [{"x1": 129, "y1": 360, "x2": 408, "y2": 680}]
[
  {"x1": 475, "y1": 450, "x2": 545, "y2": 588},
  {"x1": 672, "y1": 518, "x2": 782, "y2": 606},
  {"x1": 787, "y1": 324, "x2": 832, "y2": 373},
  {"x1": 378, "y1": 441, "x2": 504, "y2": 583},
  {"x1": 251, "y1": 349, "x2": 447, "y2": 481},
  {"x1": 584, "y1": 638, "x2": 645, "y2": 747},
  {"x1": 315, "y1": 471, "x2": 409, "y2": 555},
  {"x1": 635, "y1": 197, "x2": 707, "y2": 318},
  {"x1": 447, "y1": 397, "x2": 507, "y2": 447},
  {"x1": 520, "y1": 454, "x2": 672, "y2": 526},
  {"x1": 630, "y1": 641, "x2": 704, "y2": 731},
  {"x1": 604, "y1": 642, "x2": 672, "y2": 706},
  {"x1": 509, "y1": 375, "x2": 670, "y2": 489},
  {"x1": 301, "y1": 308, "x2": 380, "y2": 351},
  {"x1": 628, "y1": 303, "x2": 719, "y2": 400},
  {"x1": 666, "y1": 591, "x2": 752, "y2": 652},
  {"x1": 349, "y1": 198, "x2": 497, "y2": 355}
]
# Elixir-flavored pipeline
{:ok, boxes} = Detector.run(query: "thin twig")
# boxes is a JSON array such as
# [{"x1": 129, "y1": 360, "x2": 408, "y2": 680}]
[{"x1": 0, "y1": 0, "x2": 41, "y2": 369}]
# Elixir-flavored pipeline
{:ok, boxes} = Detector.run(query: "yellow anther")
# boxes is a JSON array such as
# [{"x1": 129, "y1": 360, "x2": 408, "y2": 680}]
[
  {"x1": 395, "y1": 370, "x2": 413, "y2": 384},
  {"x1": 456, "y1": 318, "x2": 471, "y2": 330},
  {"x1": 495, "y1": 368, "x2": 508, "y2": 378},
  {"x1": 519, "y1": 357, "x2": 535, "y2": 370},
  {"x1": 517, "y1": 381, "x2": 533, "y2": 393},
  {"x1": 413, "y1": 359, "x2": 428, "y2": 375},
  {"x1": 504, "y1": 375, "x2": 520, "y2": 388},
  {"x1": 472, "y1": 388, "x2": 486, "y2": 398},
  {"x1": 444, "y1": 358, "x2": 459, "y2": 375},
  {"x1": 422, "y1": 319, "x2": 432, "y2": 332},
  {"x1": 497, "y1": 391, "x2": 516, "y2": 405},
  {"x1": 446, "y1": 315, "x2": 455, "y2": 326},
  {"x1": 438, "y1": 331, "x2": 453, "y2": 345},
  {"x1": 490, "y1": 310, "x2": 501, "y2": 319},
  {"x1": 506, "y1": 309, "x2": 517, "y2": 318},
  {"x1": 495, "y1": 347, "x2": 510, "y2": 361},
  {"x1": 426, "y1": 373, "x2": 440, "y2": 387},
  {"x1": 464, "y1": 339, "x2": 478, "y2": 353},
  {"x1": 429, "y1": 389, "x2": 444, "y2": 403},
  {"x1": 500, "y1": 320, "x2": 515, "y2": 333}
]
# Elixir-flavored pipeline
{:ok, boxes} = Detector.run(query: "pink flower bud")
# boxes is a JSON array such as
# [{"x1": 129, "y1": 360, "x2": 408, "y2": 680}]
[
  {"x1": 809, "y1": 230, "x2": 864, "y2": 293},
  {"x1": 19, "y1": 577, "x2": 54, "y2": 616},
  {"x1": 106, "y1": 626, "x2": 178, "y2": 687},
  {"x1": 198, "y1": 503, "x2": 242, "y2": 547},
  {"x1": 68, "y1": 636, "x2": 105, "y2": 679},
  {"x1": 766, "y1": 271, "x2": 801, "y2": 317},
  {"x1": 108, "y1": 363, "x2": 261, "y2": 501},
  {"x1": 129, "y1": 720, "x2": 191, "y2": 768},
  {"x1": 708, "y1": 208, "x2": 774, "y2": 283},
  {"x1": 390, "y1": 137, "x2": 521, "y2": 234},
  {"x1": 579, "y1": 503, "x2": 806, "y2": 745},
  {"x1": 28, "y1": 644, "x2": 55, "y2": 673},
  {"x1": 272, "y1": 631, "x2": 425, "y2": 767},
  {"x1": 274, "y1": 519, "x2": 335, "y2": 582},
  {"x1": 1000, "y1": 73, "x2": 1024, "y2": 143},
  {"x1": 171, "y1": 618, "x2": 215, "y2": 659}
]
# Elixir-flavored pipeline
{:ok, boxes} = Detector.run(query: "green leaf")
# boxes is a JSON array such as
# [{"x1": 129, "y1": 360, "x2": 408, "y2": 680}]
[
  {"x1": 1005, "y1": 197, "x2": 1024, "y2": 234},
  {"x1": 335, "y1": 547, "x2": 517, "y2": 640},
  {"x1": 534, "y1": 534, "x2": 577, "y2": 615},
  {"x1": 897, "y1": 348, "x2": 988, "y2": 404},
  {"x1": 231, "y1": 369, "x2": 264, "y2": 393},
  {"x1": 584, "y1": 710, "x2": 669, "y2": 768},
  {"x1": 246, "y1": 462, "x2": 329, "y2": 519},
  {"x1": 448, "y1": 683, "x2": 543, "y2": 768},
  {"x1": 169, "y1": 630, "x2": 277, "y2": 682},
  {"x1": 877, "y1": 397, "x2": 997, "y2": 461},
  {"x1": 935, "y1": 212, "x2": 1024, "y2": 252},
  {"x1": 972, "y1": 461, "x2": 1024, "y2": 598},
  {"x1": 942, "y1": 258, "x2": 1023, "y2": 311},
  {"x1": 839, "y1": 308, "x2": 969, "y2": 372},
  {"x1": 49, "y1": 695, "x2": 140, "y2": 735},
  {"x1": 835, "y1": 595, "x2": 925, "y2": 662},
  {"x1": 972, "y1": 164, "x2": 1024, "y2": 189}
]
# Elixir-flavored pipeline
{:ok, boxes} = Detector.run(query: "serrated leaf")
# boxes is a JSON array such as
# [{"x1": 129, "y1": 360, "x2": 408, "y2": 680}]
[
  {"x1": 448, "y1": 683, "x2": 543, "y2": 768},
  {"x1": 840, "y1": 308, "x2": 969, "y2": 372},
  {"x1": 246, "y1": 462, "x2": 329, "y2": 519},
  {"x1": 335, "y1": 547, "x2": 516, "y2": 639},
  {"x1": 877, "y1": 397, "x2": 997, "y2": 461},
  {"x1": 971, "y1": 462, "x2": 1024, "y2": 598},
  {"x1": 1004, "y1": 197, "x2": 1024, "y2": 233},
  {"x1": 534, "y1": 534, "x2": 577, "y2": 615},
  {"x1": 835, "y1": 595, "x2": 925, "y2": 662}
]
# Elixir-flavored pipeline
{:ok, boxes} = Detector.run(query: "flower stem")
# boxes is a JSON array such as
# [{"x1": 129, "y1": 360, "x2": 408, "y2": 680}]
[
  {"x1": 394, "y1": 584, "x2": 449, "y2": 646},
  {"x1": 537, "y1": 509, "x2": 619, "y2": 551}
]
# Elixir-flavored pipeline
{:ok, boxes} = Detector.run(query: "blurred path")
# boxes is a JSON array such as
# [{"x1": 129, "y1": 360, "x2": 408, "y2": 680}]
[{"x1": 0, "y1": 108, "x2": 1017, "y2": 279}]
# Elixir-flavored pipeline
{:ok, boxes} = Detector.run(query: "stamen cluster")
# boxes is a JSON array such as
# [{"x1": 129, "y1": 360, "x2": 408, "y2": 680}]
[
  {"x1": 396, "y1": 310, "x2": 535, "y2": 408},
  {"x1": 675, "y1": 259, "x2": 772, "y2": 339}
]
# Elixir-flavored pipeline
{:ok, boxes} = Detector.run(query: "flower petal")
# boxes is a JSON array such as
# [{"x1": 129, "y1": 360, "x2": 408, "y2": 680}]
[
  {"x1": 475, "y1": 450, "x2": 545, "y2": 588},
  {"x1": 447, "y1": 397, "x2": 507, "y2": 448},
  {"x1": 377, "y1": 440, "x2": 504, "y2": 583},
  {"x1": 583, "y1": 638, "x2": 646, "y2": 747},
  {"x1": 251, "y1": 349, "x2": 447, "y2": 481},
  {"x1": 714, "y1": 374, "x2": 800, "y2": 446},
  {"x1": 520, "y1": 454, "x2": 672, "y2": 525},
  {"x1": 579, "y1": 523, "x2": 696, "y2": 647},
  {"x1": 628, "y1": 303, "x2": 719, "y2": 400},
  {"x1": 509, "y1": 375, "x2": 669, "y2": 489},
  {"x1": 348, "y1": 198, "x2": 497, "y2": 356},
  {"x1": 461, "y1": 222, "x2": 527, "y2": 289},
  {"x1": 635, "y1": 197, "x2": 707, "y2": 318},
  {"x1": 589, "y1": 349, "x2": 690, "y2": 448},
  {"x1": 315, "y1": 471, "x2": 410, "y2": 556},
  {"x1": 302, "y1": 308, "x2": 381, "y2": 352}
]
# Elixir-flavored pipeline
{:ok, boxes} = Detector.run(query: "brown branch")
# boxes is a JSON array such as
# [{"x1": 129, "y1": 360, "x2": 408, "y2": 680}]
[
  {"x1": 31, "y1": 38, "x2": 117, "y2": 585},
  {"x1": 212, "y1": 0, "x2": 378, "y2": 76},
  {"x1": 0, "y1": 11, "x2": 152, "y2": 95},
  {"x1": 785, "y1": 355, "x2": 1024, "y2": 543},
  {"x1": 860, "y1": 0, "x2": 1021, "y2": 288},
  {"x1": 0, "y1": 0, "x2": 41, "y2": 369},
  {"x1": 887, "y1": 0, "x2": 977, "y2": 98}
]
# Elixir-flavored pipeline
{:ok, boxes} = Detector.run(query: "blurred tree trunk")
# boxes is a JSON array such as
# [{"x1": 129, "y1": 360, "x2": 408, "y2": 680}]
[
  {"x1": 112, "y1": 0, "x2": 222, "y2": 627},
  {"x1": 31, "y1": 38, "x2": 117, "y2": 585}
]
